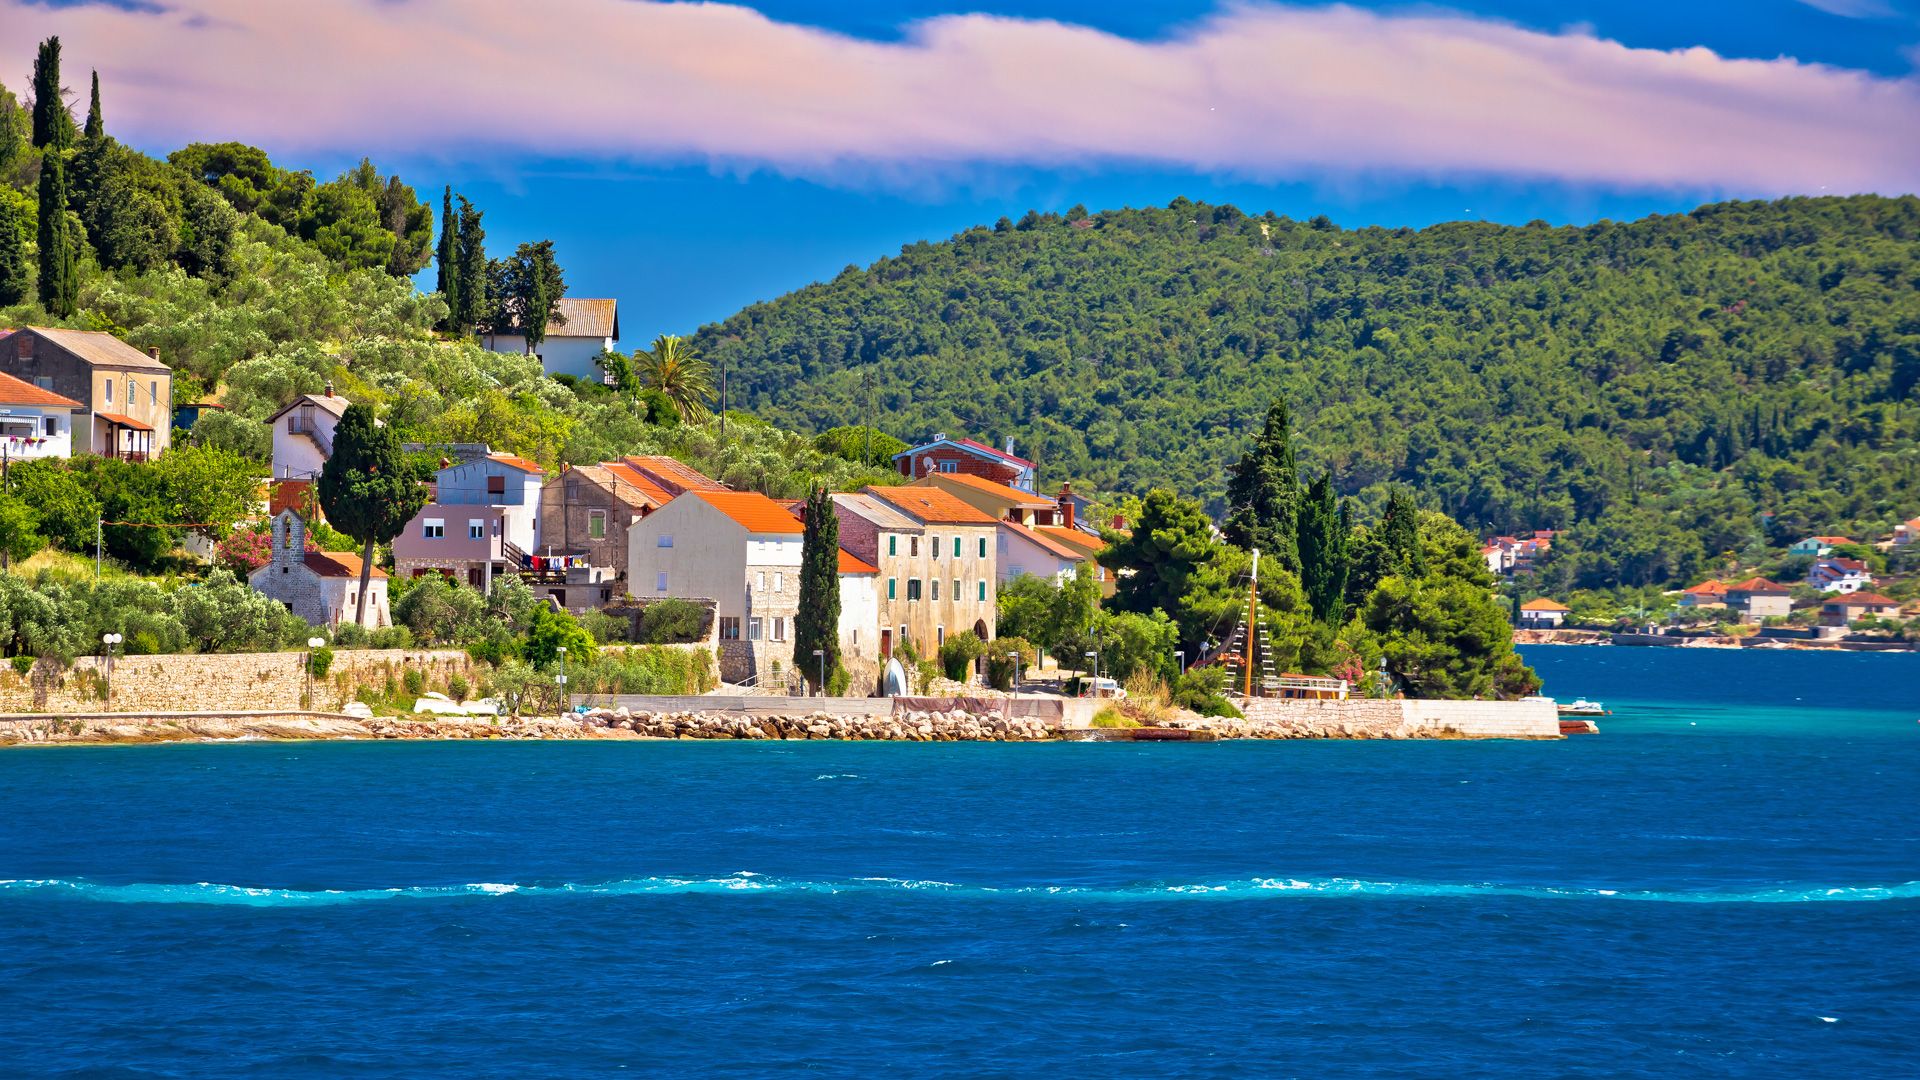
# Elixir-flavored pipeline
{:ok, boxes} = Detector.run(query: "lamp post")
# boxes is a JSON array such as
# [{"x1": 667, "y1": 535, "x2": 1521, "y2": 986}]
[
  {"x1": 306, "y1": 636, "x2": 324, "y2": 709},
  {"x1": 1083, "y1": 650, "x2": 1098, "y2": 697},
  {"x1": 555, "y1": 645, "x2": 569, "y2": 713},
  {"x1": 812, "y1": 649, "x2": 826, "y2": 697},
  {"x1": 1007, "y1": 651, "x2": 1021, "y2": 691},
  {"x1": 101, "y1": 633, "x2": 122, "y2": 708},
  {"x1": 1174, "y1": 650, "x2": 1185, "y2": 676}
]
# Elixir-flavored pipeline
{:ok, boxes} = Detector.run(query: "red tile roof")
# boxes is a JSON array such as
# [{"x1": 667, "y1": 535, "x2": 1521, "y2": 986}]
[
  {"x1": 1726, "y1": 577, "x2": 1790, "y2": 594},
  {"x1": 488, "y1": 453, "x2": 545, "y2": 475},
  {"x1": 838, "y1": 549, "x2": 879, "y2": 574},
  {"x1": 688, "y1": 490, "x2": 805, "y2": 534},
  {"x1": 867, "y1": 485, "x2": 999, "y2": 525},
  {"x1": 1820, "y1": 557, "x2": 1868, "y2": 572},
  {"x1": 1682, "y1": 580, "x2": 1728, "y2": 596},
  {"x1": 1826, "y1": 592, "x2": 1897, "y2": 607},
  {"x1": 304, "y1": 550, "x2": 386, "y2": 579},
  {"x1": 1034, "y1": 525, "x2": 1106, "y2": 555},
  {"x1": 622, "y1": 455, "x2": 727, "y2": 494},
  {"x1": 1810, "y1": 535, "x2": 1853, "y2": 544},
  {"x1": 1001, "y1": 520, "x2": 1088, "y2": 561},
  {"x1": 917, "y1": 471, "x2": 1054, "y2": 508},
  {"x1": 599, "y1": 463, "x2": 674, "y2": 506},
  {"x1": 96, "y1": 412, "x2": 153, "y2": 432},
  {"x1": 0, "y1": 370, "x2": 81, "y2": 408}
]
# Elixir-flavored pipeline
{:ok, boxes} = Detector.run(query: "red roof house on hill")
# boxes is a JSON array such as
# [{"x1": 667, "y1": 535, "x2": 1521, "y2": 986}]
[{"x1": 893, "y1": 433, "x2": 1038, "y2": 493}]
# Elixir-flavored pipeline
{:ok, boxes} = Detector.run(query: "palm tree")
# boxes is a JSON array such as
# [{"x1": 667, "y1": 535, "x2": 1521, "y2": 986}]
[{"x1": 639, "y1": 335, "x2": 714, "y2": 423}]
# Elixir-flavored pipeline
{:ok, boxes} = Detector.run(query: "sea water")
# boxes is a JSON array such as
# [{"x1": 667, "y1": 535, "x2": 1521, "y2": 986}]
[{"x1": 2, "y1": 647, "x2": 1916, "y2": 1076}]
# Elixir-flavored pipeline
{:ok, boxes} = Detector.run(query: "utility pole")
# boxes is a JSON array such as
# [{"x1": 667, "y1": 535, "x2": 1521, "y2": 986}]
[
  {"x1": 95, "y1": 517, "x2": 103, "y2": 582},
  {"x1": 719, "y1": 359, "x2": 727, "y2": 438}
]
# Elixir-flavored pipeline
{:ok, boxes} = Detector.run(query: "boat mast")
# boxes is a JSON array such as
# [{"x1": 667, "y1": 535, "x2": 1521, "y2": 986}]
[{"x1": 1245, "y1": 549, "x2": 1259, "y2": 699}]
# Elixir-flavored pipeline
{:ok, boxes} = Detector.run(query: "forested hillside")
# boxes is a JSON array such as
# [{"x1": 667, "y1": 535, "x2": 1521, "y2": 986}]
[{"x1": 694, "y1": 197, "x2": 1920, "y2": 587}]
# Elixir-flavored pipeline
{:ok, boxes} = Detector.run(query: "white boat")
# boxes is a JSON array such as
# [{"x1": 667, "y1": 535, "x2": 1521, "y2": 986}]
[{"x1": 1557, "y1": 699, "x2": 1609, "y2": 717}]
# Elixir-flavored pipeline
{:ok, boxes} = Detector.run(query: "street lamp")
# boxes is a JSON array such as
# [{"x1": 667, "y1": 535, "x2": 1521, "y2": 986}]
[
  {"x1": 555, "y1": 672, "x2": 569, "y2": 713},
  {"x1": 1084, "y1": 650, "x2": 1098, "y2": 696},
  {"x1": 306, "y1": 636, "x2": 325, "y2": 709},
  {"x1": 1007, "y1": 651, "x2": 1021, "y2": 691},
  {"x1": 812, "y1": 649, "x2": 826, "y2": 697},
  {"x1": 1174, "y1": 650, "x2": 1186, "y2": 675},
  {"x1": 101, "y1": 633, "x2": 122, "y2": 708}
]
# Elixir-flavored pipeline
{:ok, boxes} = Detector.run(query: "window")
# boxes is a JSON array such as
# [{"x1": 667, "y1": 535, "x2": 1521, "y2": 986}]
[
  {"x1": 43, "y1": 417, "x2": 57, "y2": 436},
  {"x1": 953, "y1": 537, "x2": 962, "y2": 558},
  {"x1": 150, "y1": 382, "x2": 159, "y2": 405},
  {"x1": 756, "y1": 571, "x2": 767, "y2": 592},
  {"x1": 953, "y1": 578, "x2": 960, "y2": 601},
  {"x1": 888, "y1": 535, "x2": 897, "y2": 557},
  {"x1": 658, "y1": 535, "x2": 674, "y2": 548},
  {"x1": 719, "y1": 617, "x2": 741, "y2": 640},
  {"x1": 909, "y1": 537, "x2": 919, "y2": 557},
  {"x1": 938, "y1": 460, "x2": 957, "y2": 473},
  {"x1": 931, "y1": 535, "x2": 940, "y2": 559},
  {"x1": 978, "y1": 580, "x2": 988, "y2": 602},
  {"x1": 487, "y1": 475, "x2": 507, "y2": 496},
  {"x1": 748, "y1": 618, "x2": 763, "y2": 641},
  {"x1": 907, "y1": 579, "x2": 922, "y2": 601},
  {"x1": 423, "y1": 518, "x2": 445, "y2": 539},
  {"x1": 32, "y1": 376, "x2": 51, "y2": 391},
  {"x1": 588, "y1": 510, "x2": 606, "y2": 539},
  {"x1": 656, "y1": 572, "x2": 669, "y2": 593},
  {"x1": 887, "y1": 578, "x2": 897, "y2": 600},
  {"x1": 772, "y1": 617, "x2": 785, "y2": 641},
  {"x1": 937, "y1": 626, "x2": 946, "y2": 646},
  {"x1": 773, "y1": 572, "x2": 783, "y2": 592},
  {"x1": 978, "y1": 537, "x2": 988, "y2": 558},
  {"x1": 103, "y1": 380, "x2": 112, "y2": 404},
  {"x1": 468, "y1": 519, "x2": 484, "y2": 540},
  {"x1": 931, "y1": 579, "x2": 940, "y2": 601}
]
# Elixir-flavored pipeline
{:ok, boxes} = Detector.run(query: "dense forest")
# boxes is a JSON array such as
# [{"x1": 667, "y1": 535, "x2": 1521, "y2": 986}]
[{"x1": 693, "y1": 197, "x2": 1920, "y2": 588}]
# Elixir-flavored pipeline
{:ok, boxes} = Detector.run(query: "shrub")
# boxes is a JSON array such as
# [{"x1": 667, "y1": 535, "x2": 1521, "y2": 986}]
[
  {"x1": 938, "y1": 630, "x2": 986, "y2": 682},
  {"x1": 368, "y1": 626, "x2": 415, "y2": 650},
  {"x1": 578, "y1": 608, "x2": 629, "y2": 645},
  {"x1": 447, "y1": 672, "x2": 470, "y2": 702},
  {"x1": 524, "y1": 604, "x2": 594, "y2": 666},
  {"x1": 984, "y1": 636, "x2": 1036, "y2": 691},
  {"x1": 1090, "y1": 708, "x2": 1139, "y2": 729},
  {"x1": 1170, "y1": 665, "x2": 1240, "y2": 718},
  {"x1": 914, "y1": 659, "x2": 940, "y2": 695},
  {"x1": 638, "y1": 598, "x2": 706, "y2": 644},
  {"x1": 827, "y1": 663, "x2": 851, "y2": 697},
  {"x1": 10, "y1": 655, "x2": 32, "y2": 676},
  {"x1": 402, "y1": 667, "x2": 426, "y2": 697},
  {"x1": 308, "y1": 646, "x2": 334, "y2": 679},
  {"x1": 332, "y1": 622, "x2": 368, "y2": 647}
]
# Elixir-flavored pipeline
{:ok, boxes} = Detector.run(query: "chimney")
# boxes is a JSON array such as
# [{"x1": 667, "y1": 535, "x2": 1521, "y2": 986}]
[
  {"x1": 933, "y1": 433, "x2": 947, "y2": 442},
  {"x1": 1057, "y1": 483, "x2": 1075, "y2": 530},
  {"x1": 324, "y1": 382, "x2": 335, "y2": 398},
  {"x1": 1004, "y1": 436, "x2": 1015, "y2": 455},
  {"x1": 146, "y1": 347, "x2": 160, "y2": 360},
  {"x1": 1112, "y1": 514, "x2": 1126, "y2": 531}
]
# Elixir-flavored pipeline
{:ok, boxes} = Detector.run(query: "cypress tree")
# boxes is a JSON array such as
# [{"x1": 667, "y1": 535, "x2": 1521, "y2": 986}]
[
  {"x1": 435, "y1": 186, "x2": 459, "y2": 326},
  {"x1": 318, "y1": 404, "x2": 428, "y2": 627},
  {"x1": 1223, "y1": 399, "x2": 1301, "y2": 569},
  {"x1": 83, "y1": 70, "x2": 102, "y2": 141},
  {"x1": 452, "y1": 196, "x2": 486, "y2": 334},
  {"x1": 30, "y1": 37, "x2": 74, "y2": 150},
  {"x1": 0, "y1": 194, "x2": 28, "y2": 306},
  {"x1": 37, "y1": 151, "x2": 77, "y2": 317},
  {"x1": 1298, "y1": 471, "x2": 1350, "y2": 625},
  {"x1": 1378, "y1": 488, "x2": 1426, "y2": 580},
  {"x1": 793, "y1": 485, "x2": 842, "y2": 694},
  {"x1": 0, "y1": 81, "x2": 23, "y2": 174}
]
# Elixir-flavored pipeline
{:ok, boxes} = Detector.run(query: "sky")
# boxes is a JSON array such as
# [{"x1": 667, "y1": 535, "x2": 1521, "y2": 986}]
[{"x1": 7, "y1": 0, "x2": 1920, "y2": 342}]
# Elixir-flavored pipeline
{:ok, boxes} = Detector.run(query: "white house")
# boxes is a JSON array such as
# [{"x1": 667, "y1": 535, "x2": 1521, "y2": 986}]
[
  {"x1": 838, "y1": 548, "x2": 880, "y2": 662},
  {"x1": 393, "y1": 453, "x2": 547, "y2": 589},
  {"x1": 0, "y1": 370, "x2": 80, "y2": 461},
  {"x1": 1517, "y1": 598, "x2": 1570, "y2": 628},
  {"x1": 627, "y1": 489, "x2": 804, "y2": 683},
  {"x1": 1893, "y1": 517, "x2": 1920, "y2": 549},
  {"x1": 480, "y1": 297, "x2": 619, "y2": 382},
  {"x1": 268, "y1": 387, "x2": 349, "y2": 482},
  {"x1": 1789, "y1": 535, "x2": 1852, "y2": 558},
  {"x1": 248, "y1": 509, "x2": 390, "y2": 628},
  {"x1": 1808, "y1": 557, "x2": 1873, "y2": 594},
  {"x1": 997, "y1": 520, "x2": 1088, "y2": 585}
]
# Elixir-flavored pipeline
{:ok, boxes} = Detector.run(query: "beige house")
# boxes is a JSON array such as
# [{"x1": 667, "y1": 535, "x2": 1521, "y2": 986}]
[
  {"x1": 834, "y1": 486, "x2": 997, "y2": 658},
  {"x1": 627, "y1": 489, "x2": 804, "y2": 683},
  {"x1": 1724, "y1": 578, "x2": 1794, "y2": 622},
  {"x1": 0, "y1": 326, "x2": 172, "y2": 459}
]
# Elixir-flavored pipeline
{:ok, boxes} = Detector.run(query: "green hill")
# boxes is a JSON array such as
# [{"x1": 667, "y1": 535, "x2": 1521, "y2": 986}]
[{"x1": 693, "y1": 196, "x2": 1920, "y2": 587}]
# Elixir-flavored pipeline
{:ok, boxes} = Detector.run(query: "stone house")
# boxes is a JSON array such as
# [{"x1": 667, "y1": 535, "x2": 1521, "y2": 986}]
[
  {"x1": 480, "y1": 297, "x2": 619, "y2": 382},
  {"x1": 627, "y1": 489, "x2": 804, "y2": 684},
  {"x1": 0, "y1": 326, "x2": 172, "y2": 460},
  {"x1": 536, "y1": 456, "x2": 729, "y2": 585},
  {"x1": 836, "y1": 486, "x2": 998, "y2": 657},
  {"x1": 248, "y1": 509, "x2": 390, "y2": 628},
  {"x1": 393, "y1": 454, "x2": 545, "y2": 589},
  {"x1": 0, "y1": 370, "x2": 81, "y2": 461}
]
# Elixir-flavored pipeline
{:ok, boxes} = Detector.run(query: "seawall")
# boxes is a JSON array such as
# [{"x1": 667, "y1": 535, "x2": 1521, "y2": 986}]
[
  {"x1": 1224, "y1": 697, "x2": 1561, "y2": 739},
  {"x1": 0, "y1": 649, "x2": 476, "y2": 715}
]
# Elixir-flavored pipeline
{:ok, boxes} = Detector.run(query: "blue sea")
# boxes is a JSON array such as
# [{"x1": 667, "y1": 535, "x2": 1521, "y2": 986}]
[{"x1": 3, "y1": 647, "x2": 1917, "y2": 1077}]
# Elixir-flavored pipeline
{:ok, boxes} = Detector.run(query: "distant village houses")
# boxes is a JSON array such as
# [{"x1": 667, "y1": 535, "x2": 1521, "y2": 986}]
[
  {"x1": 266, "y1": 386, "x2": 349, "y2": 519},
  {"x1": 1516, "y1": 598, "x2": 1569, "y2": 628},
  {"x1": 0, "y1": 327, "x2": 173, "y2": 461},
  {"x1": 1807, "y1": 557, "x2": 1873, "y2": 595},
  {"x1": 480, "y1": 297, "x2": 619, "y2": 383},
  {"x1": 249, "y1": 509, "x2": 390, "y2": 628},
  {"x1": 1788, "y1": 535, "x2": 1852, "y2": 558}
]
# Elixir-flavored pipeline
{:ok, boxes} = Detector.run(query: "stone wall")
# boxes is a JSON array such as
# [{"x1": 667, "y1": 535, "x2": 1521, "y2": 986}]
[
  {"x1": 1236, "y1": 697, "x2": 1559, "y2": 739},
  {"x1": 0, "y1": 649, "x2": 475, "y2": 715}
]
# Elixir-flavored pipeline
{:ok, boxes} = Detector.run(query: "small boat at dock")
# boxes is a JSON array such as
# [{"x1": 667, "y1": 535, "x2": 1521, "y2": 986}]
[{"x1": 1557, "y1": 699, "x2": 1609, "y2": 717}]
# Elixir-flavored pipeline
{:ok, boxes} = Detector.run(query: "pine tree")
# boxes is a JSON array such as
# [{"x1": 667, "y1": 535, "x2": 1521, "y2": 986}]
[
  {"x1": 1378, "y1": 488, "x2": 1426, "y2": 580},
  {"x1": 1297, "y1": 471, "x2": 1350, "y2": 625},
  {"x1": 30, "y1": 37, "x2": 74, "y2": 150},
  {"x1": 435, "y1": 186, "x2": 459, "y2": 326},
  {"x1": 317, "y1": 404, "x2": 428, "y2": 627},
  {"x1": 36, "y1": 151, "x2": 77, "y2": 317},
  {"x1": 1223, "y1": 400, "x2": 1301, "y2": 569},
  {"x1": 83, "y1": 70, "x2": 102, "y2": 141},
  {"x1": 793, "y1": 485, "x2": 842, "y2": 693},
  {"x1": 452, "y1": 196, "x2": 486, "y2": 334},
  {"x1": 0, "y1": 193, "x2": 29, "y2": 306}
]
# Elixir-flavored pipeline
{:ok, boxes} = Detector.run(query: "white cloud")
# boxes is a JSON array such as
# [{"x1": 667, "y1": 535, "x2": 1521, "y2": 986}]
[{"x1": 3, "y1": 0, "x2": 1917, "y2": 195}]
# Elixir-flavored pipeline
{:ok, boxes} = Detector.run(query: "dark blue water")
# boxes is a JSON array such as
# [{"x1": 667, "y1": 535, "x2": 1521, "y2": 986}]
[{"x1": 4, "y1": 647, "x2": 1917, "y2": 1077}]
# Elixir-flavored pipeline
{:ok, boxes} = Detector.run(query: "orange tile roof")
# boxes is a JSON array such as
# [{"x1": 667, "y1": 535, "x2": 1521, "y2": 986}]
[
  {"x1": 97, "y1": 412, "x2": 153, "y2": 431},
  {"x1": 1810, "y1": 535, "x2": 1853, "y2": 544},
  {"x1": 1681, "y1": 580, "x2": 1728, "y2": 596},
  {"x1": 599, "y1": 463, "x2": 674, "y2": 505},
  {"x1": 622, "y1": 455, "x2": 728, "y2": 493},
  {"x1": 688, "y1": 490, "x2": 805, "y2": 534},
  {"x1": 917, "y1": 472, "x2": 1054, "y2": 508},
  {"x1": 304, "y1": 550, "x2": 387, "y2": 579},
  {"x1": 1001, "y1": 520, "x2": 1088, "y2": 561},
  {"x1": 1726, "y1": 577, "x2": 1790, "y2": 594},
  {"x1": 488, "y1": 453, "x2": 545, "y2": 475},
  {"x1": 868, "y1": 485, "x2": 998, "y2": 525},
  {"x1": 838, "y1": 549, "x2": 879, "y2": 574},
  {"x1": 0, "y1": 370, "x2": 81, "y2": 408},
  {"x1": 1034, "y1": 525, "x2": 1106, "y2": 555},
  {"x1": 1519, "y1": 598, "x2": 1570, "y2": 611},
  {"x1": 1826, "y1": 592, "x2": 1897, "y2": 607}
]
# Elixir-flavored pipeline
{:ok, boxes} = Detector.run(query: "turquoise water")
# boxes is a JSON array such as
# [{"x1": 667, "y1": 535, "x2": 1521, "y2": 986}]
[{"x1": 2, "y1": 646, "x2": 1916, "y2": 1076}]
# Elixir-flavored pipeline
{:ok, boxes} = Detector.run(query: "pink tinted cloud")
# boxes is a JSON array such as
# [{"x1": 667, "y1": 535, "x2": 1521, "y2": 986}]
[{"x1": 4, "y1": 0, "x2": 1918, "y2": 194}]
